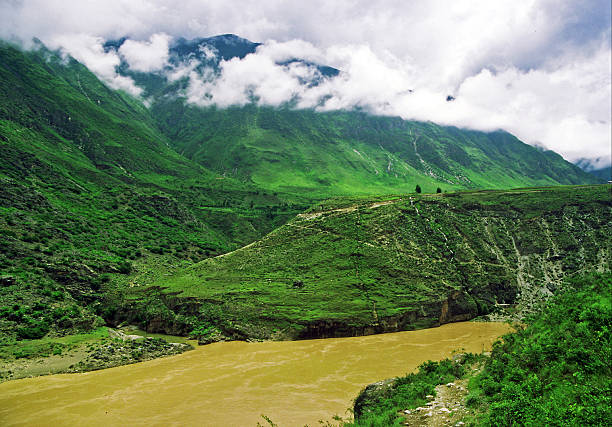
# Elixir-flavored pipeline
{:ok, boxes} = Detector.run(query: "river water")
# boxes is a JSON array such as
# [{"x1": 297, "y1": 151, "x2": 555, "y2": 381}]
[{"x1": 0, "y1": 322, "x2": 511, "y2": 426}]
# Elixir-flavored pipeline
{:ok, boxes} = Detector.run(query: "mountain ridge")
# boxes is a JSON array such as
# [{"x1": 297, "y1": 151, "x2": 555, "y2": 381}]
[{"x1": 102, "y1": 34, "x2": 599, "y2": 193}]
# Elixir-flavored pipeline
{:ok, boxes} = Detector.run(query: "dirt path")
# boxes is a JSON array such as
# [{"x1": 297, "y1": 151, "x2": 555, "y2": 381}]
[
  {"x1": 297, "y1": 206, "x2": 358, "y2": 220},
  {"x1": 368, "y1": 200, "x2": 397, "y2": 209},
  {"x1": 400, "y1": 378, "x2": 470, "y2": 426},
  {"x1": 297, "y1": 198, "x2": 401, "y2": 220},
  {"x1": 212, "y1": 240, "x2": 258, "y2": 259}
]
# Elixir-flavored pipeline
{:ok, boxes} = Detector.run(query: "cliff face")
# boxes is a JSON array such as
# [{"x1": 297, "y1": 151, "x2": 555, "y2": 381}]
[{"x1": 143, "y1": 186, "x2": 610, "y2": 340}]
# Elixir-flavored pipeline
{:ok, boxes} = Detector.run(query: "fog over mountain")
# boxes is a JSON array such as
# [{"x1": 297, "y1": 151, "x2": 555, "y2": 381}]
[{"x1": 2, "y1": 0, "x2": 610, "y2": 168}]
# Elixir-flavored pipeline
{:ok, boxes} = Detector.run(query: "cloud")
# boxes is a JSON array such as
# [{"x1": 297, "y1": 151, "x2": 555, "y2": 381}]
[
  {"x1": 178, "y1": 37, "x2": 610, "y2": 165},
  {"x1": 46, "y1": 33, "x2": 142, "y2": 96},
  {"x1": 0, "y1": 0, "x2": 610, "y2": 166},
  {"x1": 119, "y1": 32, "x2": 171, "y2": 72},
  {"x1": 184, "y1": 50, "x2": 321, "y2": 108}
]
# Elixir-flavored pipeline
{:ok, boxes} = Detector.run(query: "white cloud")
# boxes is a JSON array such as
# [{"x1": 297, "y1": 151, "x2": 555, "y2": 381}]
[
  {"x1": 199, "y1": 44, "x2": 217, "y2": 60},
  {"x1": 184, "y1": 50, "x2": 320, "y2": 108},
  {"x1": 178, "y1": 38, "x2": 610, "y2": 165},
  {"x1": 47, "y1": 33, "x2": 142, "y2": 96},
  {"x1": 119, "y1": 32, "x2": 170, "y2": 72}
]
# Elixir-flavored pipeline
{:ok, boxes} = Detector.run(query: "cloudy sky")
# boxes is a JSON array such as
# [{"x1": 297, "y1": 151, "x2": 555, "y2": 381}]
[{"x1": 1, "y1": 0, "x2": 610, "y2": 168}]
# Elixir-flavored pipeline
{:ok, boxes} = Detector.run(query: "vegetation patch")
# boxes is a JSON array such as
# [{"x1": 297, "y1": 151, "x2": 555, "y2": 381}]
[
  {"x1": 468, "y1": 272, "x2": 611, "y2": 426},
  {"x1": 151, "y1": 185, "x2": 610, "y2": 340},
  {"x1": 0, "y1": 327, "x2": 192, "y2": 382}
]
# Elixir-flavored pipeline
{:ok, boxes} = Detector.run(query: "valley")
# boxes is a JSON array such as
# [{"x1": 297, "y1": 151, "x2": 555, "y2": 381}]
[{"x1": 0, "y1": 34, "x2": 610, "y2": 426}]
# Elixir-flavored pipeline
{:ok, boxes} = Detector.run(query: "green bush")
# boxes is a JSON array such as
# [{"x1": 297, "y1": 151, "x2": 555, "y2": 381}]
[
  {"x1": 117, "y1": 260, "x2": 133, "y2": 274},
  {"x1": 475, "y1": 273, "x2": 612, "y2": 426},
  {"x1": 351, "y1": 358, "x2": 470, "y2": 426},
  {"x1": 16, "y1": 319, "x2": 50, "y2": 339}
]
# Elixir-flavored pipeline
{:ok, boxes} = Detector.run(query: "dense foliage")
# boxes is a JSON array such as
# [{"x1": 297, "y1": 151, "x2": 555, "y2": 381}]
[
  {"x1": 0, "y1": 40, "x2": 607, "y2": 356},
  {"x1": 472, "y1": 272, "x2": 612, "y2": 425},
  {"x1": 0, "y1": 42, "x2": 309, "y2": 345}
]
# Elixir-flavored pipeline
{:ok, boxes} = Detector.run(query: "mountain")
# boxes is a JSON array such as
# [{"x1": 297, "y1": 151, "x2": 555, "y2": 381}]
[
  {"x1": 105, "y1": 34, "x2": 599, "y2": 195},
  {"x1": 575, "y1": 158, "x2": 611, "y2": 182},
  {"x1": 586, "y1": 166, "x2": 611, "y2": 182},
  {"x1": 151, "y1": 105, "x2": 597, "y2": 195},
  {"x1": 590, "y1": 166, "x2": 612, "y2": 182}
]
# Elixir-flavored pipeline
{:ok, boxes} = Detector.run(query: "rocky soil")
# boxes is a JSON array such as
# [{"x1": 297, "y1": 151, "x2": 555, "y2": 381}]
[{"x1": 400, "y1": 379, "x2": 470, "y2": 426}]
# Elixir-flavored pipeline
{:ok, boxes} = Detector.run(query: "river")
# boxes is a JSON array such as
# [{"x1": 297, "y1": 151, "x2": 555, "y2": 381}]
[{"x1": 0, "y1": 322, "x2": 511, "y2": 426}]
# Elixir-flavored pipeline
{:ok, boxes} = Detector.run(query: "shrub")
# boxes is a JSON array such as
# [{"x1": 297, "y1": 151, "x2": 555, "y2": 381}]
[
  {"x1": 16, "y1": 319, "x2": 50, "y2": 339},
  {"x1": 117, "y1": 260, "x2": 132, "y2": 274},
  {"x1": 476, "y1": 273, "x2": 612, "y2": 425}
]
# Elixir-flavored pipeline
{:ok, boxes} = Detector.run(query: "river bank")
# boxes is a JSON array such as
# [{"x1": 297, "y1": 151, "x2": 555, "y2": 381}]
[
  {"x1": 0, "y1": 327, "x2": 193, "y2": 382},
  {"x1": 349, "y1": 272, "x2": 611, "y2": 426}
]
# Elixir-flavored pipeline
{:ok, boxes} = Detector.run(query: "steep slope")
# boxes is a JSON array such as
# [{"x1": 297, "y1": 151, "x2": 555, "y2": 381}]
[
  {"x1": 150, "y1": 185, "x2": 611, "y2": 341},
  {"x1": 0, "y1": 37, "x2": 605, "y2": 349},
  {"x1": 151, "y1": 105, "x2": 597, "y2": 195},
  {"x1": 589, "y1": 166, "x2": 611, "y2": 182},
  {"x1": 0, "y1": 42, "x2": 310, "y2": 341}
]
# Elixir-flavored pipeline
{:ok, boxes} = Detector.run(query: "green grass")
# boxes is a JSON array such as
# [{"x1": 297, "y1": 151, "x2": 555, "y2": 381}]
[
  {"x1": 151, "y1": 105, "x2": 599, "y2": 197},
  {"x1": 0, "y1": 40, "x2": 607, "y2": 351},
  {"x1": 348, "y1": 356, "x2": 480, "y2": 426},
  {"x1": 0, "y1": 42, "x2": 314, "y2": 344},
  {"x1": 151, "y1": 185, "x2": 610, "y2": 340},
  {"x1": 0, "y1": 327, "x2": 109, "y2": 360}
]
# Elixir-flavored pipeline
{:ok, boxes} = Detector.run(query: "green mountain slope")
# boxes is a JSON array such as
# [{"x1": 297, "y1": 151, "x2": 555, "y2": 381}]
[
  {"x1": 0, "y1": 38, "x2": 605, "y2": 350},
  {"x1": 0, "y1": 42, "x2": 309, "y2": 341},
  {"x1": 590, "y1": 166, "x2": 611, "y2": 182},
  {"x1": 150, "y1": 104, "x2": 598, "y2": 195},
  {"x1": 147, "y1": 185, "x2": 611, "y2": 341}
]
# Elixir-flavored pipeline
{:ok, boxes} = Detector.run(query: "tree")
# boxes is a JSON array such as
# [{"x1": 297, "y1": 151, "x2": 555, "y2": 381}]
[
  {"x1": 436, "y1": 187, "x2": 442, "y2": 193},
  {"x1": 415, "y1": 184, "x2": 422, "y2": 193}
]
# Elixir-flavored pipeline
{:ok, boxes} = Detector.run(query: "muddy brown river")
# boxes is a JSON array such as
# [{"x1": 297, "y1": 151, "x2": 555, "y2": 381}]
[{"x1": 0, "y1": 322, "x2": 511, "y2": 426}]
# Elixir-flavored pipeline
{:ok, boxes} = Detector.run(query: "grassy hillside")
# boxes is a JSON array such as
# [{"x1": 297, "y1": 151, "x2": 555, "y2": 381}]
[
  {"x1": 147, "y1": 185, "x2": 611, "y2": 341},
  {"x1": 103, "y1": 35, "x2": 600, "y2": 195},
  {"x1": 470, "y1": 272, "x2": 611, "y2": 425},
  {"x1": 0, "y1": 40, "x2": 607, "y2": 366},
  {"x1": 151, "y1": 104, "x2": 599, "y2": 196}
]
